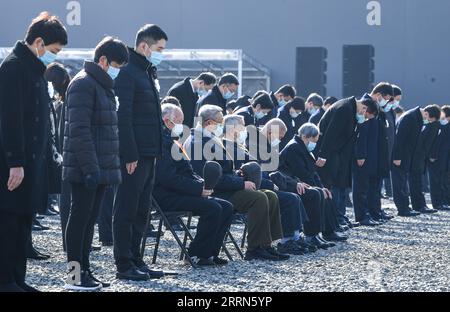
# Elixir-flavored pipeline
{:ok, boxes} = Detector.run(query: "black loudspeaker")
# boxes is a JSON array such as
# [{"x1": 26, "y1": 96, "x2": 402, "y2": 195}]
[
  {"x1": 295, "y1": 47, "x2": 327, "y2": 97},
  {"x1": 343, "y1": 45, "x2": 375, "y2": 98}
]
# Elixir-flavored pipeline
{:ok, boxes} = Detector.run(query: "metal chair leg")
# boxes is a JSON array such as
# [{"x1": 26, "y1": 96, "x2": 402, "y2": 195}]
[
  {"x1": 241, "y1": 222, "x2": 247, "y2": 249},
  {"x1": 180, "y1": 214, "x2": 192, "y2": 260},
  {"x1": 152, "y1": 218, "x2": 164, "y2": 264},
  {"x1": 227, "y1": 229, "x2": 244, "y2": 259}
]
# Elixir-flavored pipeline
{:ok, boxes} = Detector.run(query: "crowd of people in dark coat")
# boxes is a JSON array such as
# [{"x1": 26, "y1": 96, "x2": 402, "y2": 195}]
[{"x1": 1, "y1": 11, "x2": 450, "y2": 292}]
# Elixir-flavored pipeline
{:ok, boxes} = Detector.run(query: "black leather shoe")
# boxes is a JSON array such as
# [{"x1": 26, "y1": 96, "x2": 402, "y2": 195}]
[
  {"x1": 294, "y1": 238, "x2": 317, "y2": 253},
  {"x1": 244, "y1": 247, "x2": 280, "y2": 261},
  {"x1": 116, "y1": 267, "x2": 149, "y2": 281},
  {"x1": 347, "y1": 221, "x2": 361, "y2": 228},
  {"x1": 360, "y1": 218, "x2": 381, "y2": 227},
  {"x1": 436, "y1": 205, "x2": 450, "y2": 211},
  {"x1": 91, "y1": 245, "x2": 102, "y2": 252},
  {"x1": 322, "y1": 231, "x2": 348, "y2": 242},
  {"x1": 416, "y1": 207, "x2": 438, "y2": 214},
  {"x1": 213, "y1": 257, "x2": 228, "y2": 266},
  {"x1": 87, "y1": 270, "x2": 110, "y2": 288},
  {"x1": 27, "y1": 247, "x2": 51, "y2": 260},
  {"x1": 277, "y1": 241, "x2": 305, "y2": 255},
  {"x1": 101, "y1": 241, "x2": 113, "y2": 247},
  {"x1": 136, "y1": 264, "x2": 165, "y2": 279},
  {"x1": 317, "y1": 235, "x2": 336, "y2": 248},
  {"x1": 266, "y1": 246, "x2": 290, "y2": 260},
  {"x1": 306, "y1": 236, "x2": 331, "y2": 250},
  {"x1": 398, "y1": 210, "x2": 421, "y2": 217}
]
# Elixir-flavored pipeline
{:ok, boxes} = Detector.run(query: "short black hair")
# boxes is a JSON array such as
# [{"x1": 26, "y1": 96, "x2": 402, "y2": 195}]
[
  {"x1": 324, "y1": 96, "x2": 338, "y2": 106},
  {"x1": 392, "y1": 84, "x2": 402, "y2": 97},
  {"x1": 219, "y1": 73, "x2": 239, "y2": 86},
  {"x1": 371, "y1": 82, "x2": 394, "y2": 97},
  {"x1": 94, "y1": 36, "x2": 129, "y2": 65},
  {"x1": 196, "y1": 72, "x2": 217, "y2": 86},
  {"x1": 364, "y1": 98, "x2": 379, "y2": 116},
  {"x1": 442, "y1": 105, "x2": 450, "y2": 118},
  {"x1": 135, "y1": 24, "x2": 168, "y2": 47},
  {"x1": 287, "y1": 96, "x2": 306, "y2": 111},
  {"x1": 25, "y1": 12, "x2": 68, "y2": 46},
  {"x1": 424, "y1": 104, "x2": 442, "y2": 120},
  {"x1": 44, "y1": 62, "x2": 71, "y2": 101},
  {"x1": 275, "y1": 85, "x2": 296, "y2": 98},
  {"x1": 306, "y1": 93, "x2": 324, "y2": 107},
  {"x1": 161, "y1": 96, "x2": 181, "y2": 107},
  {"x1": 251, "y1": 93, "x2": 274, "y2": 110}
]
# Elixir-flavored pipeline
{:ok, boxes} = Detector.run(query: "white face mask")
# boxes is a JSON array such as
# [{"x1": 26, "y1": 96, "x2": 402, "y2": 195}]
[
  {"x1": 171, "y1": 123, "x2": 184, "y2": 137},
  {"x1": 290, "y1": 111, "x2": 300, "y2": 119},
  {"x1": 237, "y1": 130, "x2": 248, "y2": 145},
  {"x1": 271, "y1": 138, "x2": 281, "y2": 147},
  {"x1": 378, "y1": 97, "x2": 388, "y2": 107},
  {"x1": 213, "y1": 124, "x2": 224, "y2": 137}
]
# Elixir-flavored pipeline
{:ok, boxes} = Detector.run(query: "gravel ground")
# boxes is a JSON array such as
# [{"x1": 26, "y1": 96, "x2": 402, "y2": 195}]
[{"x1": 27, "y1": 196, "x2": 450, "y2": 292}]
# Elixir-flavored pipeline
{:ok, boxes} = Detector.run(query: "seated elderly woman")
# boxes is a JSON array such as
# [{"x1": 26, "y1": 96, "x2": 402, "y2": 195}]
[
  {"x1": 279, "y1": 123, "x2": 348, "y2": 245},
  {"x1": 222, "y1": 115, "x2": 313, "y2": 255},
  {"x1": 184, "y1": 105, "x2": 289, "y2": 261},
  {"x1": 153, "y1": 104, "x2": 233, "y2": 266}
]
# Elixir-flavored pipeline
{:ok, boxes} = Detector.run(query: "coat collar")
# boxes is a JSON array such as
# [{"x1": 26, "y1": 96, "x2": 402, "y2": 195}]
[
  {"x1": 294, "y1": 135, "x2": 316, "y2": 160},
  {"x1": 12, "y1": 41, "x2": 47, "y2": 76},
  {"x1": 128, "y1": 47, "x2": 151, "y2": 71},
  {"x1": 84, "y1": 61, "x2": 114, "y2": 89}
]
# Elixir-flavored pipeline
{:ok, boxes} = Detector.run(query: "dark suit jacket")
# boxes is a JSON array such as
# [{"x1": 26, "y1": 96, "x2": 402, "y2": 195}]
[
  {"x1": 197, "y1": 85, "x2": 227, "y2": 115},
  {"x1": 412, "y1": 121, "x2": 440, "y2": 174},
  {"x1": 354, "y1": 118, "x2": 379, "y2": 176},
  {"x1": 430, "y1": 123, "x2": 450, "y2": 171},
  {"x1": 167, "y1": 78, "x2": 199, "y2": 128}
]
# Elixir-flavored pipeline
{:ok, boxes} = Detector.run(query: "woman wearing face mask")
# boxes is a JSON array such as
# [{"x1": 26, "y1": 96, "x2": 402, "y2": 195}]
[{"x1": 277, "y1": 96, "x2": 306, "y2": 150}]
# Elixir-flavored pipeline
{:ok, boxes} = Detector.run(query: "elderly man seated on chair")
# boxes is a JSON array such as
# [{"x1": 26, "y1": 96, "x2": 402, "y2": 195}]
[{"x1": 153, "y1": 104, "x2": 233, "y2": 266}]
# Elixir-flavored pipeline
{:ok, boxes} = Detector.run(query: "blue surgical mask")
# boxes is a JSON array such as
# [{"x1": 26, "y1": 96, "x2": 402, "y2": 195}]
[
  {"x1": 308, "y1": 108, "x2": 319, "y2": 116},
  {"x1": 107, "y1": 65, "x2": 120, "y2": 80},
  {"x1": 290, "y1": 111, "x2": 300, "y2": 119},
  {"x1": 378, "y1": 98, "x2": 388, "y2": 108},
  {"x1": 356, "y1": 113, "x2": 366, "y2": 124},
  {"x1": 38, "y1": 49, "x2": 57, "y2": 66},
  {"x1": 440, "y1": 119, "x2": 448, "y2": 126},
  {"x1": 307, "y1": 141, "x2": 317, "y2": 152},
  {"x1": 223, "y1": 91, "x2": 235, "y2": 100},
  {"x1": 383, "y1": 103, "x2": 393, "y2": 113},
  {"x1": 255, "y1": 111, "x2": 266, "y2": 120},
  {"x1": 197, "y1": 88, "x2": 208, "y2": 97},
  {"x1": 278, "y1": 99, "x2": 287, "y2": 107},
  {"x1": 150, "y1": 51, "x2": 164, "y2": 66},
  {"x1": 392, "y1": 100, "x2": 400, "y2": 110},
  {"x1": 423, "y1": 119, "x2": 430, "y2": 125},
  {"x1": 213, "y1": 124, "x2": 224, "y2": 137}
]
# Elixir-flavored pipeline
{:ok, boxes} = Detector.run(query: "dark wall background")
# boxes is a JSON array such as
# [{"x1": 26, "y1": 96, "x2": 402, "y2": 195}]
[{"x1": 1, "y1": 0, "x2": 449, "y2": 108}]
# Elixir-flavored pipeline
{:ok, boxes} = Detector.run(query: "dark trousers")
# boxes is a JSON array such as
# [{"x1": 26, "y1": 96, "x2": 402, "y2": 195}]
[
  {"x1": 300, "y1": 188, "x2": 322, "y2": 237},
  {"x1": 98, "y1": 185, "x2": 116, "y2": 244},
  {"x1": 59, "y1": 179, "x2": 71, "y2": 251},
  {"x1": 392, "y1": 165, "x2": 411, "y2": 213},
  {"x1": 352, "y1": 170, "x2": 379, "y2": 222},
  {"x1": 113, "y1": 157, "x2": 155, "y2": 272},
  {"x1": 410, "y1": 170, "x2": 427, "y2": 211},
  {"x1": 428, "y1": 161, "x2": 449, "y2": 208},
  {"x1": 66, "y1": 183, "x2": 106, "y2": 271},
  {"x1": 383, "y1": 172, "x2": 393, "y2": 197},
  {"x1": 276, "y1": 191, "x2": 304, "y2": 238},
  {"x1": 0, "y1": 212, "x2": 31, "y2": 287},
  {"x1": 161, "y1": 196, "x2": 233, "y2": 258},
  {"x1": 331, "y1": 187, "x2": 349, "y2": 224}
]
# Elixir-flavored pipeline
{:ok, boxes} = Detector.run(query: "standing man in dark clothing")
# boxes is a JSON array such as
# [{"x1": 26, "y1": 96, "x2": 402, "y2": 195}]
[
  {"x1": 196, "y1": 73, "x2": 239, "y2": 115},
  {"x1": 63, "y1": 37, "x2": 128, "y2": 291},
  {"x1": 392, "y1": 105, "x2": 442, "y2": 216},
  {"x1": 315, "y1": 96, "x2": 368, "y2": 227},
  {"x1": 428, "y1": 106, "x2": 450, "y2": 210},
  {"x1": 0, "y1": 12, "x2": 67, "y2": 292},
  {"x1": 167, "y1": 72, "x2": 217, "y2": 128},
  {"x1": 113, "y1": 24, "x2": 168, "y2": 281},
  {"x1": 309, "y1": 97, "x2": 337, "y2": 125}
]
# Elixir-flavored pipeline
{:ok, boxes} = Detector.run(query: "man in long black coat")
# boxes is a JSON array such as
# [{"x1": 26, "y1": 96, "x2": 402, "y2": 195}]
[
  {"x1": 315, "y1": 96, "x2": 368, "y2": 226},
  {"x1": 167, "y1": 73, "x2": 216, "y2": 128},
  {"x1": 0, "y1": 12, "x2": 67, "y2": 292},
  {"x1": 196, "y1": 73, "x2": 239, "y2": 115},
  {"x1": 391, "y1": 105, "x2": 441, "y2": 216}
]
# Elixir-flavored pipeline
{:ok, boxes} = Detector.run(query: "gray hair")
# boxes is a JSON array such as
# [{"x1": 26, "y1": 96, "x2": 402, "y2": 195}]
[
  {"x1": 223, "y1": 115, "x2": 245, "y2": 129},
  {"x1": 298, "y1": 122, "x2": 320, "y2": 138},
  {"x1": 161, "y1": 103, "x2": 182, "y2": 119},
  {"x1": 198, "y1": 105, "x2": 222, "y2": 125},
  {"x1": 307, "y1": 93, "x2": 324, "y2": 107}
]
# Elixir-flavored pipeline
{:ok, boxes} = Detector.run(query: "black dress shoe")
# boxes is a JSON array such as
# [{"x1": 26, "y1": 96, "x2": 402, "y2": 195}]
[
  {"x1": 193, "y1": 257, "x2": 216, "y2": 266},
  {"x1": 347, "y1": 221, "x2": 361, "y2": 228},
  {"x1": 27, "y1": 247, "x2": 51, "y2": 260},
  {"x1": 101, "y1": 241, "x2": 113, "y2": 247},
  {"x1": 18, "y1": 283, "x2": 40, "y2": 292},
  {"x1": 306, "y1": 236, "x2": 331, "y2": 250},
  {"x1": 360, "y1": 218, "x2": 381, "y2": 227},
  {"x1": 415, "y1": 207, "x2": 438, "y2": 214},
  {"x1": 294, "y1": 238, "x2": 317, "y2": 253},
  {"x1": 266, "y1": 246, "x2": 290, "y2": 260},
  {"x1": 322, "y1": 231, "x2": 348, "y2": 242},
  {"x1": 116, "y1": 267, "x2": 149, "y2": 281},
  {"x1": 213, "y1": 257, "x2": 229, "y2": 266},
  {"x1": 436, "y1": 205, "x2": 450, "y2": 211},
  {"x1": 136, "y1": 264, "x2": 165, "y2": 279},
  {"x1": 277, "y1": 241, "x2": 305, "y2": 255},
  {"x1": 398, "y1": 210, "x2": 421, "y2": 217},
  {"x1": 381, "y1": 211, "x2": 394, "y2": 220},
  {"x1": 87, "y1": 269, "x2": 110, "y2": 288},
  {"x1": 317, "y1": 235, "x2": 336, "y2": 247},
  {"x1": 244, "y1": 247, "x2": 280, "y2": 261}
]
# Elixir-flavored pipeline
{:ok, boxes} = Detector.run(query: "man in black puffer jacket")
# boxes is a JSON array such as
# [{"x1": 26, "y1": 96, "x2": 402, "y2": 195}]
[
  {"x1": 112, "y1": 24, "x2": 167, "y2": 281},
  {"x1": 63, "y1": 37, "x2": 128, "y2": 291}
]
